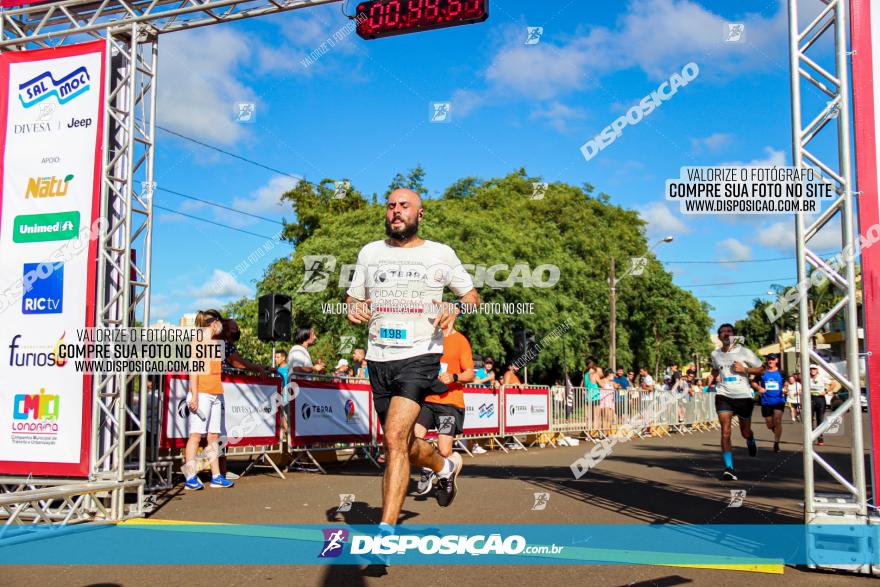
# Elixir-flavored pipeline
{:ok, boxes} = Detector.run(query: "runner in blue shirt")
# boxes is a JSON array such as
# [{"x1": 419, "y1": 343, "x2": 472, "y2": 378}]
[{"x1": 751, "y1": 353, "x2": 786, "y2": 453}]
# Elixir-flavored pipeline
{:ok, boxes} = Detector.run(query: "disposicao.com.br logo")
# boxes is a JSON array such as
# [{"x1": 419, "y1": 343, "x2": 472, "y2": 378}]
[{"x1": 324, "y1": 531, "x2": 563, "y2": 557}]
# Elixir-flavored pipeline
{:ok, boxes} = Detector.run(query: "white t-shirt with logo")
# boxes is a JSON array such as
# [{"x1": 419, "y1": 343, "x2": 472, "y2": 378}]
[
  {"x1": 287, "y1": 344, "x2": 313, "y2": 374},
  {"x1": 710, "y1": 344, "x2": 762, "y2": 399},
  {"x1": 346, "y1": 239, "x2": 474, "y2": 362}
]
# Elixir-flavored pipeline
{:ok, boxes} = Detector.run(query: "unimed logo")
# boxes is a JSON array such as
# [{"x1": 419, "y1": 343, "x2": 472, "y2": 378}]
[
  {"x1": 13, "y1": 211, "x2": 80, "y2": 243},
  {"x1": 319, "y1": 528, "x2": 349, "y2": 558}
]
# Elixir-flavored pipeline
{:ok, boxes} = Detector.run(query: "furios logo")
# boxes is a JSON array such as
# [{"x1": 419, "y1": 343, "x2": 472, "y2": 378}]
[
  {"x1": 18, "y1": 66, "x2": 91, "y2": 109},
  {"x1": 26, "y1": 174, "x2": 73, "y2": 199},
  {"x1": 8, "y1": 333, "x2": 68, "y2": 367}
]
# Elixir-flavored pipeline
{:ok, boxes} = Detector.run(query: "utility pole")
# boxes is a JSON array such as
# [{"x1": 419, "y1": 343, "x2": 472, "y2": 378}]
[{"x1": 610, "y1": 257, "x2": 617, "y2": 372}]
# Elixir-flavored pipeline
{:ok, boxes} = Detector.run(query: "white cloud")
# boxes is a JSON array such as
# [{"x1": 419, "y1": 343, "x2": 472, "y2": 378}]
[
  {"x1": 723, "y1": 146, "x2": 787, "y2": 168},
  {"x1": 529, "y1": 101, "x2": 587, "y2": 132},
  {"x1": 457, "y1": 0, "x2": 786, "y2": 117},
  {"x1": 717, "y1": 238, "x2": 752, "y2": 262},
  {"x1": 207, "y1": 175, "x2": 300, "y2": 227},
  {"x1": 190, "y1": 269, "x2": 252, "y2": 299},
  {"x1": 158, "y1": 28, "x2": 257, "y2": 146},
  {"x1": 756, "y1": 216, "x2": 842, "y2": 252},
  {"x1": 149, "y1": 293, "x2": 181, "y2": 323},
  {"x1": 638, "y1": 202, "x2": 690, "y2": 236},
  {"x1": 691, "y1": 132, "x2": 734, "y2": 152}
]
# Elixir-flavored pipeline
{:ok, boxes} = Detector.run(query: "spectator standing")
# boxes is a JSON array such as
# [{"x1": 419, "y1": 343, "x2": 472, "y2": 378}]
[
  {"x1": 808, "y1": 364, "x2": 832, "y2": 446},
  {"x1": 584, "y1": 358, "x2": 602, "y2": 431},
  {"x1": 287, "y1": 325, "x2": 325, "y2": 378},
  {"x1": 474, "y1": 356, "x2": 498, "y2": 388},
  {"x1": 274, "y1": 348, "x2": 289, "y2": 438},
  {"x1": 639, "y1": 368, "x2": 654, "y2": 393},
  {"x1": 352, "y1": 348, "x2": 368, "y2": 380},
  {"x1": 183, "y1": 310, "x2": 234, "y2": 490},
  {"x1": 274, "y1": 350, "x2": 289, "y2": 384},
  {"x1": 785, "y1": 374, "x2": 802, "y2": 422},
  {"x1": 502, "y1": 362, "x2": 522, "y2": 386},
  {"x1": 334, "y1": 359, "x2": 352, "y2": 377}
]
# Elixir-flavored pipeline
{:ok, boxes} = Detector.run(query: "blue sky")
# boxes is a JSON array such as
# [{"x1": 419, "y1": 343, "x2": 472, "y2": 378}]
[{"x1": 149, "y1": 0, "x2": 842, "y2": 328}]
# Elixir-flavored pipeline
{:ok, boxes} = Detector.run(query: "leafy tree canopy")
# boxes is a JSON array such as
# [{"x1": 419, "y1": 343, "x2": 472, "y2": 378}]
[{"x1": 225, "y1": 168, "x2": 714, "y2": 382}]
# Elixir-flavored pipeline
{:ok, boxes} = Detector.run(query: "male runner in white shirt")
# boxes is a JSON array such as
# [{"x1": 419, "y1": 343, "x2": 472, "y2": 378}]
[
  {"x1": 346, "y1": 188, "x2": 480, "y2": 532},
  {"x1": 708, "y1": 323, "x2": 765, "y2": 480}
]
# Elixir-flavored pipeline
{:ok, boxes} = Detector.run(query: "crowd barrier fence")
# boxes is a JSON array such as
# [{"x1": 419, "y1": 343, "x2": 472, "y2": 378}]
[{"x1": 144, "y1": 374, "x2": 721, "y2": 483}]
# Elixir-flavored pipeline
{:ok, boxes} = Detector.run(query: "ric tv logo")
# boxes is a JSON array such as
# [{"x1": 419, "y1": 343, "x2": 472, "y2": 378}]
[
  {"x1": 11, "y1": 388, "x2": 60, "y2": 436},
  {"x1": 22, "y1": 262, "x2": 64, "y2": 314},
  {"x1": 19, "y1": 66, "x2": 91, "y2": 109}
]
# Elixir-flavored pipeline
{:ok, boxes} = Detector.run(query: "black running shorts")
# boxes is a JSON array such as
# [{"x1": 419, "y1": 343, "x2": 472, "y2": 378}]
[
  {"x1": 760, "y1": 403, "x2": 785, "y2": 418},
  {"x1": 368, "y1": 353, "x2": 448, "y2": 425},
  {"x1": 417, "y1": 401, "x2": 465, "y2": 436},
  {"x1": 715, "y1": 395, "x2": 754, "y2": 420}
]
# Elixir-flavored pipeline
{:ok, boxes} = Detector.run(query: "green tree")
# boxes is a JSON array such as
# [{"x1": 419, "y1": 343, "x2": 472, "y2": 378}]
[{"x1": 226, "y1": 169, "x2": 714, "y2": 382}]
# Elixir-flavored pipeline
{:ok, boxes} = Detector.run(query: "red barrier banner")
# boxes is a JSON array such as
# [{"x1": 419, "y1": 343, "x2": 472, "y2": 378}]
[
  {"x1": 462, "y1": 387, "x2": 500, "y2": 435},
  {"x1": 290, "y1": 379, "x2": 373, "y2": 445},
  {"x1": 0, "y1": 1, "x2": 53, "y2": 7},
  {"x1": 503, "y1": 386, "x2": 550, "y2": 434},
  {"x1": 851, "y1": 0, "x2": 880, "y2": 496},
  {"x1": 161, "y1": 373, "x2": 282, "y2": 449},
  {"x1": 0, "y1": 40, "x2": 106, "y2": 477}
]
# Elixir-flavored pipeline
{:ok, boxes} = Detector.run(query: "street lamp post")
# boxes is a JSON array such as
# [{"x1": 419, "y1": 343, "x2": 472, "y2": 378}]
[{"x1": 610, "y1": 235, "x2": 673, "y2": 371}]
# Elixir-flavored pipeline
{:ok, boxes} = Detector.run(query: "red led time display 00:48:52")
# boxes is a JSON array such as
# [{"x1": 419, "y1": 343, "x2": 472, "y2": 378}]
[{"x1": 355, "y1": 0, "x2": 489, "y2": 40}]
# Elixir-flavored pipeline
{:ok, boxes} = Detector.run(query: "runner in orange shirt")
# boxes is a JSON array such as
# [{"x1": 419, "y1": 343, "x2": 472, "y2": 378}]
[{"x1": 413, "y1": 327, "x2": 475, "y2": 502}]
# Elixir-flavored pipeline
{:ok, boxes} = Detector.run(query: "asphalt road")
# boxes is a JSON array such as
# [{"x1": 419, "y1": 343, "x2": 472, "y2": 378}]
[{"x1": 4, "y1": 410, "x2": 876, "y2": 586}]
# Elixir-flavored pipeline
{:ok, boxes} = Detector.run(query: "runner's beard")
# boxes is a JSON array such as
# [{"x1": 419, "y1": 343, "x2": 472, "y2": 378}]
[{"x1": 385, "y1": 216, "x2": 419, "y2": 241}]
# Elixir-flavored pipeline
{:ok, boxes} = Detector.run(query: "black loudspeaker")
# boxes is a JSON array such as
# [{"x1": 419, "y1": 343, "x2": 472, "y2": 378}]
[{"x1": 257, "y1": 293, "x2": 292, "y2": 341}]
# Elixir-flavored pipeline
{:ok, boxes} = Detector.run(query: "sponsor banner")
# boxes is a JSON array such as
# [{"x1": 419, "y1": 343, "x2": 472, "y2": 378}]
[
  {"x1": 0, "y1": 41, "x2": 106, "y2": 477},
  {"x1": 462, "y1": 387, "x2": 500, "y2": 435},
  {"x1": 503, "y1": 386, "x2": 550, "y2": 434},
  {"x1": 0, "y1": 0, "x2": 52, "y2": 6},
  {"x1": 160, "y1": 373, "x2": 281, "y2": 448},
  {"x1": 851, "y1": 0, "x2": 880, "y2": 497},
  {"x1": 291, "y1": 380, "x2": 372, "y2": 444},
  {"x1": 0, "y1": 524, "x2": 875, "y2": 566}
]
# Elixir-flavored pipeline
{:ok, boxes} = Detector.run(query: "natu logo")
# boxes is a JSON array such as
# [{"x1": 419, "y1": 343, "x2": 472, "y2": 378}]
[{"x1": 18, "y1": 66, "x2": 91, "y2": 109}]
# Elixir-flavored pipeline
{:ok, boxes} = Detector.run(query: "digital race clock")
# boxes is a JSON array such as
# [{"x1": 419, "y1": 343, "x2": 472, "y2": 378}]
[{"x1": 355, "y1": 0, "x2": 489, "y2": 40}]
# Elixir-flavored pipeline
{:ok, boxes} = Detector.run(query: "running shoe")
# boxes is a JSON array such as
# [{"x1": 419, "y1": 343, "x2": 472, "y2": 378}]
[
  {"x1": 225, "y1": 471, "x2": 240, "y2": 480},
  {"x1": 435, "y1": 453, "x2": 463, "y2": 507},
  {"x1": 210, "y1": 474, "x2": 234, "y2": 488},
  {"x1": 472, "y1": 445, "x2": 487, "y2": 454},
  {"x1": 773, "y1": 441, "x2": 780, "y2": 453},
  {"x1": 184, "y1": 476, "x2": 204, "y2": 490},
  {"x1": 747, "y1": 437, "x2": 758, "y2": 457},
  {"x1": 720, "y1": 467, "x2": 738, "y2": 481},
  {"x1": 416, "y1": 469, "x2": 435, "y2": 496}
]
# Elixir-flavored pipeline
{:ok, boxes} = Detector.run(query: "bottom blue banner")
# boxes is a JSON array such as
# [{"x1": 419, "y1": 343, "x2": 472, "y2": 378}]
[{"x1": 0, "y1": 524, "x2": 877, "y2": 565}]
